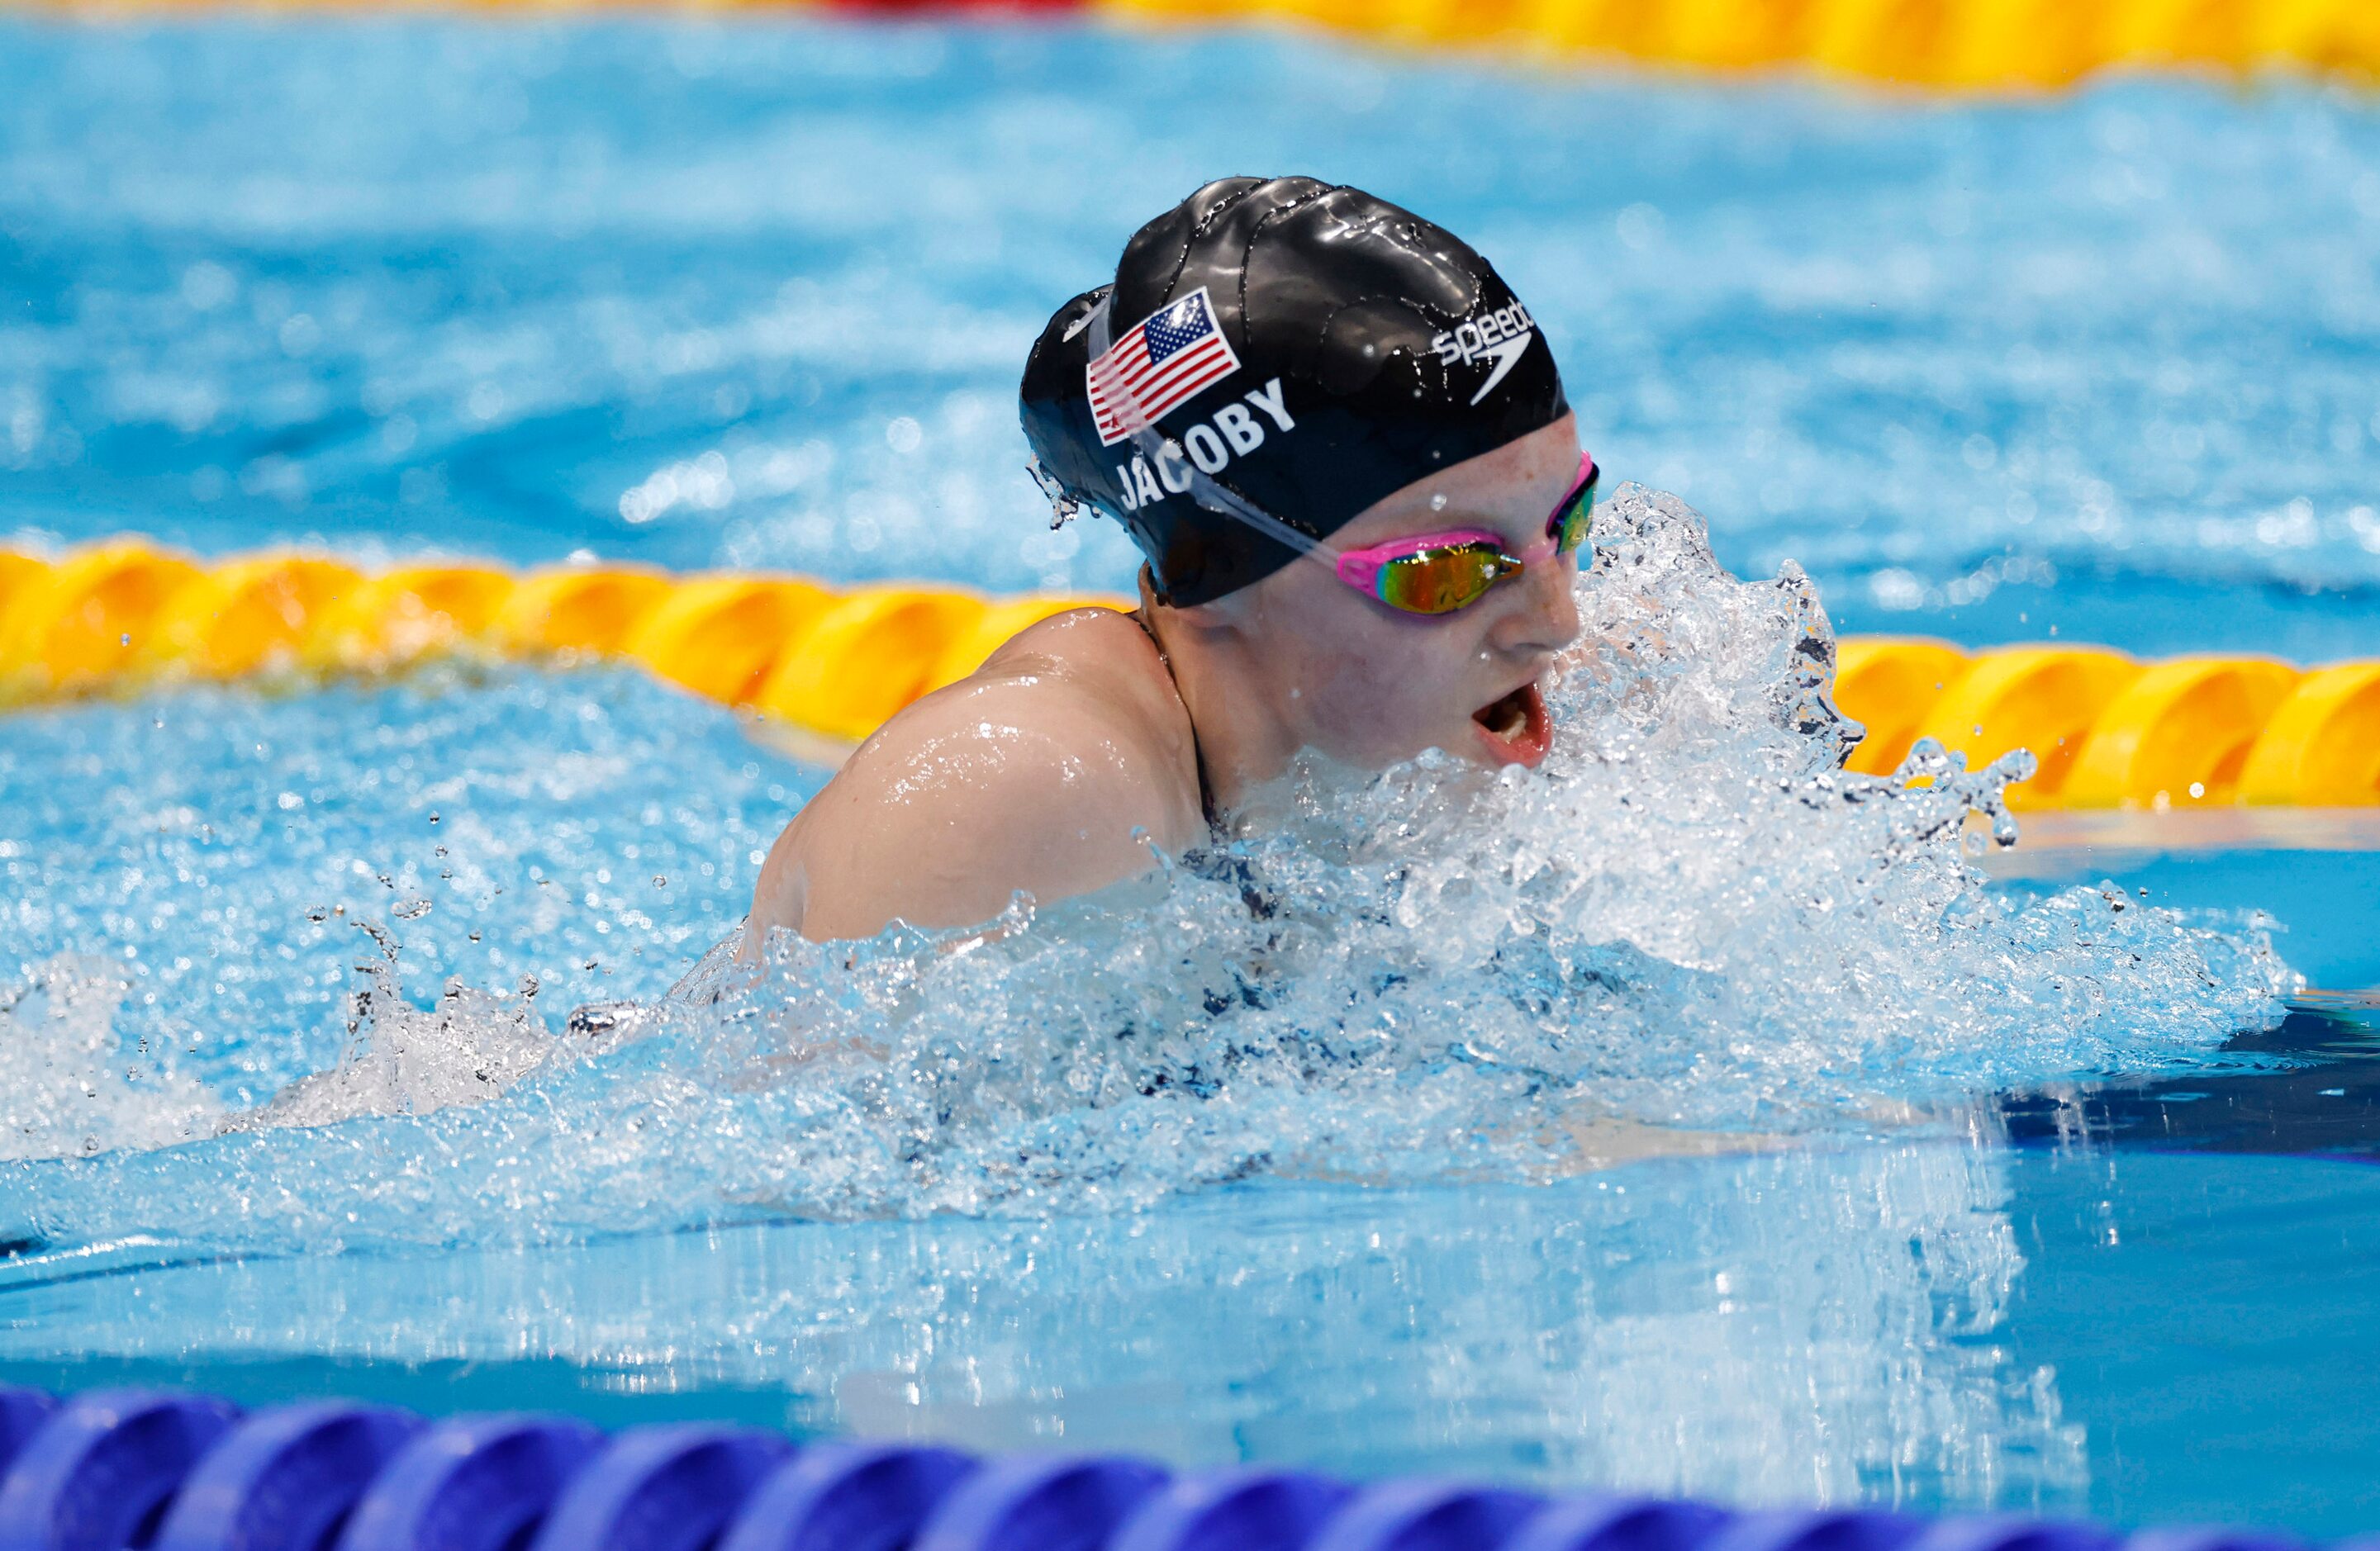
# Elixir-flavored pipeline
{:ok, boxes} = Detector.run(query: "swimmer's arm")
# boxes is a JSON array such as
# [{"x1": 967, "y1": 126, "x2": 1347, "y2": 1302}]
[{"x1": 743, "y1": 681, "x2": 1198, "y2": 949}]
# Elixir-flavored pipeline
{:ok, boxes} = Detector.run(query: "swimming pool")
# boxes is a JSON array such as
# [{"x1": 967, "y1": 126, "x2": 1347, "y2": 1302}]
[{"x1": 3, "y1": 12, "x2": 2378, "y2": 1539}]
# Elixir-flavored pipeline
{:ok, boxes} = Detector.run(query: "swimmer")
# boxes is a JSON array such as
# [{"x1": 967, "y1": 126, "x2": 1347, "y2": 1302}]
[{"x1": 745, "y1": 177, "x2": 1589, "y2": 947}]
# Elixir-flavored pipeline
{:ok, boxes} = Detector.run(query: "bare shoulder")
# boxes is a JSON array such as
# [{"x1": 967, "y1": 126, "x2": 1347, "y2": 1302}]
[
  {"x1": 967, "y1": 605, "x2": 1189, "y2": 723},
  {"x1": 745, "y1": 607, "x2": 1203, "y2": 946}
]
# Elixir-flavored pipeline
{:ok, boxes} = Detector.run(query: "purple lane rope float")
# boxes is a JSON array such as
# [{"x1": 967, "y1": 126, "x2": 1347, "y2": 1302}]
[{"x1": 0, "y1": 1384, "x2": 2342, "y2": 1551}]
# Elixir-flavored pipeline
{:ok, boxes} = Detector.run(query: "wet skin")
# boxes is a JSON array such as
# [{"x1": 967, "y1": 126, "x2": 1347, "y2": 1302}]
[{"x1": 743, "y1": 413, "x2": 1584, "y2": 947}]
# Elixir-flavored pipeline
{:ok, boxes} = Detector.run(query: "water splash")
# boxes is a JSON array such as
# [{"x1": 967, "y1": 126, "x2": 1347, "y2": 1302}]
[
  {"x1": 0, "y1": 487, "x2": 2292, "y2": 1252},
  {"x1": 224, "y1": 920, "x2": 559, "y2": 1135},
  {"x1": 0, "y1": 956, "x2": 221, "y2": 1163}
]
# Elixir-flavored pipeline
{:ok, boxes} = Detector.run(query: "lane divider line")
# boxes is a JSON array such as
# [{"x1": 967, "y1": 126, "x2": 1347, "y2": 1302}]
[
  {"x1": 1097, "y1": 0, "x2": 2380, "y2": 90},
  {"x1": 0, "y1": 1381, "x2": 2347, "y2": 1551},
  {"x1": 3, "y1": 541, "x2": 2375, "y2": 809},
  {"x1": 17, "y1": 0, "x2": 2378, "y2": 90}
]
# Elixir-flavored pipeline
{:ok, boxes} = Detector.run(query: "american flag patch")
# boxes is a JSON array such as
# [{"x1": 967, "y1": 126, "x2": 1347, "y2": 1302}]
[{"x1": 1086, "y1": 288, "x2": 1241, "y2": 446}]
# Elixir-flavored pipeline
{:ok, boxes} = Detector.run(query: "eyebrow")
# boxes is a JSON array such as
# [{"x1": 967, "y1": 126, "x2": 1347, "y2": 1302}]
[{"x1": 1383, "y1": 500, "x2": 1546, "y2": 542}]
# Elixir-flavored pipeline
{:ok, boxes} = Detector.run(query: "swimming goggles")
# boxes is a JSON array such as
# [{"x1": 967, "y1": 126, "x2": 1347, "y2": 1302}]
[
  {"x1": 1076, "y1": 293, "x2": 1598, "y2": 618},
  {"x1": 1328, "y1": 452, "x2": 1598, "y2": 614}
]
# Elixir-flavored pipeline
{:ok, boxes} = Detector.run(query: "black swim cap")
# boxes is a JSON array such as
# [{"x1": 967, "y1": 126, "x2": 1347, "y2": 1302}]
[{"x1": 1019, "y1": 177, "x2": 1570, "y2": 606}]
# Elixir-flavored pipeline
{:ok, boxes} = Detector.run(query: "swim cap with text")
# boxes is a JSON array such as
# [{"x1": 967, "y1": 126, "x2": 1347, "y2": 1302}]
[{"x1": 1020, "y1": 177, "x2": 1570, "y2": 606}]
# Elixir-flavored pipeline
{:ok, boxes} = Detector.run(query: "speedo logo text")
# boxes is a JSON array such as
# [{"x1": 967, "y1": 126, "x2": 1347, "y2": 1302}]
[{"x1": 1432, "y1": 302, "x2": 1537, "y2": 406}]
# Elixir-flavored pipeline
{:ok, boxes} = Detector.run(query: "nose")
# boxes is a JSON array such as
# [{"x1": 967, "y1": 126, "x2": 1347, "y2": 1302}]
[{"x1": 1489, "y1": 552, "x2": 1580, "y2": 658}]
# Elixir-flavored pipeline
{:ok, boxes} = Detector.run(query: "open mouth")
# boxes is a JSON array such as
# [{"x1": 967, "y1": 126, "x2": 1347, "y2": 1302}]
[{"x1": 1471, "y1": 679, "x2": 1552, "y2": 767}]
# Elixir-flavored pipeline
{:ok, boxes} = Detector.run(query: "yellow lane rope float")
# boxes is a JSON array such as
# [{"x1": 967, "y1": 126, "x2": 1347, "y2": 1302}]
[
  {"x1": 19, "y1": 0, "x2": 2378, "y2": 90},
  {"x1": 1103, "y1": 0, "x2": 2380, "y2": 89},
  {"x1": 3, "y1": 540, "x2": 2376, "y2": 809}
]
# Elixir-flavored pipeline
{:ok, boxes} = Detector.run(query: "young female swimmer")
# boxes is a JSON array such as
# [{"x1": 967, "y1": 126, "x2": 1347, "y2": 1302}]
[{"x1": 745, "y1": 177, "x2": 1591, "y2": 948}]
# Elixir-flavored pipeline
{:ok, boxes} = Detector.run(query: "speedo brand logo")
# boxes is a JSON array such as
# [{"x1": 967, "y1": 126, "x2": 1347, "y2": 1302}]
[
  {"x1": 1113, "y1": 377, "x2": 1295, "y2": 512},
  {"x1": 1432, "y1": 301, "x2": 1537, "y2": 406}
]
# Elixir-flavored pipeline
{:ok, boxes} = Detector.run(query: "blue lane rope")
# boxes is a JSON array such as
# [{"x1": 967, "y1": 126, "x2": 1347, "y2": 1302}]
[
  {"x1": 341, "y1": 1414, "x2": 602, "y2": 1551},
  {"x1": 0, "y1": 1383, "x2": 2336, "y2": 1551}
]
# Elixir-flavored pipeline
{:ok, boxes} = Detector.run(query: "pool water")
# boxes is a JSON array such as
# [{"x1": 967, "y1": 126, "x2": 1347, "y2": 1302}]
[{"x1": 4, "y1": 12, "x2": 2379, "y2": 1538}]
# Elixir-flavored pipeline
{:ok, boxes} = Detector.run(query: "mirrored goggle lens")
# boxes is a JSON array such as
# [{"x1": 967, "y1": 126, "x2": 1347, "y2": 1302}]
[
  {"x1": 1375, "y1": 544, "x2": 1518, "y2": 614},
  {"x1": 1551, "y1": 466, "x2": 1600, "y2": 555}
]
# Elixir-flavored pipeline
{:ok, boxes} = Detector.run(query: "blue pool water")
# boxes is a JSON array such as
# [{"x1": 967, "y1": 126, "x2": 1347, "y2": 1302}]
[{"x1": 4, "y1": 13, "x2": 2380, "y2": 1538}]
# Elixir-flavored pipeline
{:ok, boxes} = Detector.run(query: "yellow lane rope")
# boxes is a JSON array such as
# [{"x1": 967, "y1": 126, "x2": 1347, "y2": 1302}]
[
  {"x1": 1100, "y1": 0, "x2": 2380, "y2": 90},
  {"x1": 13, "y1": 0, "x2": 2377, "y2": 88},
  {"x1": 3, "y1": 539, "x2": 2375, "y2": 808}
]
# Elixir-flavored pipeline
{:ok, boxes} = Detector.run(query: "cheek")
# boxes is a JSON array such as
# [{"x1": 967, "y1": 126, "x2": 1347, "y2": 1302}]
[{"x1": 1290, "y1": 617, "x2": 1483, "y2": 763}]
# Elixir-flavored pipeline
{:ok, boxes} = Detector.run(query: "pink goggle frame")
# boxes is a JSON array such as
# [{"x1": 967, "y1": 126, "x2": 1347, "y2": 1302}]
[{"x1": 1326, "y1": 451, "x2": 1600, "y2": 615}]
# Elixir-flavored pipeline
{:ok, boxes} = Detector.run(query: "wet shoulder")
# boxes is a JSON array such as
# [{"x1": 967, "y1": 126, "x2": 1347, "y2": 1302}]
[
  {"x1": 876, "y1": 605, "x2": 1204, "y2": 843},
  {"x1": 972, "y1": 606, "x2": 1181, "y2": 725},
  {"x1": 754, "y1": 606, "x2": 1204, "y2": 942}
]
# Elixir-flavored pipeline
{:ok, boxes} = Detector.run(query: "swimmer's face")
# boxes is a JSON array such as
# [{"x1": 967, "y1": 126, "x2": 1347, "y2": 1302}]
[{"x1": 1214, "y1": 413, "x2": 1584, "y2": 772}]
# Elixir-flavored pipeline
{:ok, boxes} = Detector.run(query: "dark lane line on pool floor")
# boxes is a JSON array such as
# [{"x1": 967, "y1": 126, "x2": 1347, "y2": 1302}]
[{"x1": 1999, "y1": 995, "x2": 2380, "y2": 1161}]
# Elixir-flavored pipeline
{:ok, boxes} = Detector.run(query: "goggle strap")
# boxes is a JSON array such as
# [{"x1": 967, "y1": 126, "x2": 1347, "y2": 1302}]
[{"x1": 1083, "y1": 294, "x2": 1342, "y2": 570}]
